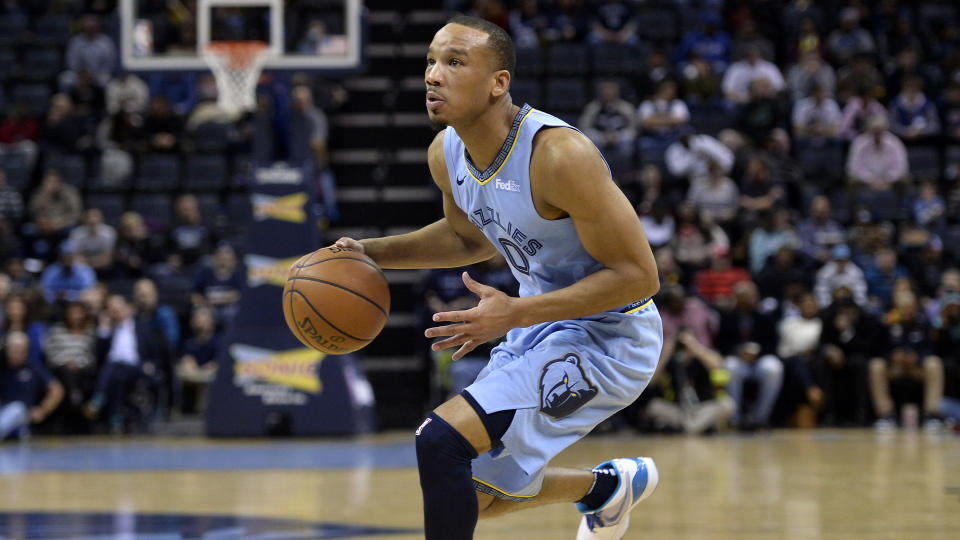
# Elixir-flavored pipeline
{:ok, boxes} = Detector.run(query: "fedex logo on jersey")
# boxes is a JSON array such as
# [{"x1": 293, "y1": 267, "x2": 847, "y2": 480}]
[{"x1": 494, "y1": 178, "x2": 521, "y2": 192}]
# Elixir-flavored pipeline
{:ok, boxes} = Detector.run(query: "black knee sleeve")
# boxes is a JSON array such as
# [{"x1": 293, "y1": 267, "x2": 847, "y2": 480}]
[{"x1": 415, "y1": 413, "x2": 480, "y2": 540}]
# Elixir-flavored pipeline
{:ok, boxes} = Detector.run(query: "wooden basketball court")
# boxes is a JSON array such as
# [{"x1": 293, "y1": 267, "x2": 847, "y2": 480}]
[{"x1": 0, "y1": 429, "x2": 956, "y2": 539}]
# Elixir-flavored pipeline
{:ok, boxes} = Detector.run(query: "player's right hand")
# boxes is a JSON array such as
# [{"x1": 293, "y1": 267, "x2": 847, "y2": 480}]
[{"x1": 334, "y1": 237, "x2": 365, "y2": 253}]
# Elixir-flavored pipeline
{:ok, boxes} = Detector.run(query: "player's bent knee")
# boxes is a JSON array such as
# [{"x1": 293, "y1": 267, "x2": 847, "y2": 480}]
[{"x1": 415, "y1": 413, "x2": 478, "y2": 482}]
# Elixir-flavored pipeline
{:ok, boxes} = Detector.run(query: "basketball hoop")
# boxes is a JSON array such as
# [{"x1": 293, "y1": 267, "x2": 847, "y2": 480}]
[{"x1": 202, "y1": 41, "x2": 271, "y2": 116}]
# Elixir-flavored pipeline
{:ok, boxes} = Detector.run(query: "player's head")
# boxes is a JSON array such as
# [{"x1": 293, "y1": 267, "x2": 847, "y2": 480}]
[{"x1": 425, "y1": 16, "x2": 516, "y2": 129}]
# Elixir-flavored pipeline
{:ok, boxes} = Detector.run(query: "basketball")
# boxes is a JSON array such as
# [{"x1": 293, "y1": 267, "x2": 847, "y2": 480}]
[{"x1": 282, "y1": 246, "x2": 390, "y2": 354}]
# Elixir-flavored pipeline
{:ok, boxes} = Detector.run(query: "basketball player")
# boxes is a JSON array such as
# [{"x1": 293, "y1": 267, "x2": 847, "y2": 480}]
[{"x1": 335, "y1": 16, "x2": 662, "y2": 539}]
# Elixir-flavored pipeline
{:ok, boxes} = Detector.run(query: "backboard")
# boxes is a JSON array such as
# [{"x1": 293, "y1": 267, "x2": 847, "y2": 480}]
[{"x1": 120, "y1": 0, "x2": 362, "y2": 71}]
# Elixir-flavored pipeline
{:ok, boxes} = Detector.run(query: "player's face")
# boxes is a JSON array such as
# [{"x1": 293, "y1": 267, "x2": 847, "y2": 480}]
[{"x1": 425, "y1": 24, "x2": 498, "y2": 127}]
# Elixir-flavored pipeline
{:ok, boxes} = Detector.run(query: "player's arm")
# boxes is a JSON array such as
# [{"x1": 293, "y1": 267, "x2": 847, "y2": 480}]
[{"x1": 336, "y1": 131, "x2": 497, "y2": 269}]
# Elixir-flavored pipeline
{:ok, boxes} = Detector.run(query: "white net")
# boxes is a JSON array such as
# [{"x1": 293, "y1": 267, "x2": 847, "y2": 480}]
[{"x1": 202, "y1": 41, "x2": 271, "y2": 116}]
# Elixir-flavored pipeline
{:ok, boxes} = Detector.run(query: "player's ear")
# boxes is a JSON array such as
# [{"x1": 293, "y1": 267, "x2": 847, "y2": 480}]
[{"x1": 491, "y1": 69, "x2": 510, "y2": 98}]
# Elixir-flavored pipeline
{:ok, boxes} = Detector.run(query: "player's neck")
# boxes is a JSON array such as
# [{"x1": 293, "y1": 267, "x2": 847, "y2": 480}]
[{"x1": 455, "y1": 100, "x2": 521, "y2": 171}]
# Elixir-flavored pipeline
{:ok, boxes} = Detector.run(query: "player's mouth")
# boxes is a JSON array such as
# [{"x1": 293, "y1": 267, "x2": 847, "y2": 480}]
[{"x1": 426, "y1": 91, "x2": 445, "y2": 111}]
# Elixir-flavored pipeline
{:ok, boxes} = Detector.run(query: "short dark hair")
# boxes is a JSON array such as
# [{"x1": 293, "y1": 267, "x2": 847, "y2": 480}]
[{"x1": 445, "y1": 15, "x2": 516, "y2": 77}]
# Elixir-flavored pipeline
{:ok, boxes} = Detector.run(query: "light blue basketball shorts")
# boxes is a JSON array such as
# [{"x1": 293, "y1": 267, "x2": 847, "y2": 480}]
[{"x1": 464, "y1": 300, "x2": 662, "y2": 501}]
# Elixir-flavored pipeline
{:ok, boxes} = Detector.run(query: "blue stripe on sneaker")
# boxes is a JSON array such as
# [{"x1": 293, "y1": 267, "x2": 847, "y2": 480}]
[{"x1": 631, "y1": 459, "x2": 648, "y2": 503}]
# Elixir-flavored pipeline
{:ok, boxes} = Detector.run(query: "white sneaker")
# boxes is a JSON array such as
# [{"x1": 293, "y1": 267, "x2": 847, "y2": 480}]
[{"x1": 575, "y1": 457, "x2": 659, "y2": 539}]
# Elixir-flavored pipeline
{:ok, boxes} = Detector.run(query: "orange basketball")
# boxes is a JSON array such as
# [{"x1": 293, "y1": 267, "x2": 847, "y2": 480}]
[{"x1": 282, "y1": 246, "x2": 390, "y2": 354}]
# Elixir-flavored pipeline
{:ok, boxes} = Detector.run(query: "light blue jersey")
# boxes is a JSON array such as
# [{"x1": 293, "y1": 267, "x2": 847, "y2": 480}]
[{"x1": 441, "y1": 104, "x2": 663, "y2": 501}]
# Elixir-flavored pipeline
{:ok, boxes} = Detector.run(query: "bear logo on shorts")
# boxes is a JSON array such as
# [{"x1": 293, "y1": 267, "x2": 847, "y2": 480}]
[{"x1": 538, "y1": 353, "x2": 598, "y2": 418}]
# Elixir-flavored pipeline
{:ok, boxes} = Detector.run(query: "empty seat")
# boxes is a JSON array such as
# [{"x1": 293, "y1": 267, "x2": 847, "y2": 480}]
[
  {"x1": 185, "y1": 154, "x2": 228, "y2": 191},
  {"x1": 943, "y1": 225, "x2": 960, "y2": 262},
  {"x1": 0, "y1": 48, "x2": 16, "y2": 82},
  {"x1": 591, "y1": 43, "x2": 642, "y2": 76},
  {"x1": 509, "y1": 80, "x2": 540, "y2": 108},
  {"x1": 0, "y1": 151, "x2": 32, "y2": 190},
  {"x1": 20, "y1": 48, "x2": 61, "y2": 81},
  {"x1": 796, "y1": 141, "x2": 845, "y2": 183},
  {"x1": 546, "y1": 42, "x2": 588, "y2": 75},
  {"x1": 515, "y1": 45, "x2": 543, "y2": 78},
  {"x1": 131, "y1": 193, "x2": 173, "y2": 230},
  {"x1": 907, "y1": 145, "x2": 940, "y2": 181},
  {"x1": 857, "y1": 189, "x2": 905, "y2": 222},
  {"x1": 195, "y1": 193, "x2": 222, "y2": 225},
  {"x1": 136, "y1": 154, "x2": 180, "y2": 192},
  {"x1": 192, "y1": 122, "x2": 230, "y2": 153},
  {"x1": 32, "y1": 15, "x2": 72, "y2": 45},
  {"x1": 0, "y1": 14, "x2": 27, "y2": 46},
  {"x1": 226, "y1": 192, "x2": 252, "y2": 225},
  {"x1": 85, "y1": 194, "x2": 127, "y2": 226},
  {"x1": 636, "y1": 7, "x2": 678, "y2": 43},
  {"x1": 10, "y1": 83, "x2": 52, "y2": 117},
  {"x1": 545, "y1": 78, "x2": 587, "y2": 112}
]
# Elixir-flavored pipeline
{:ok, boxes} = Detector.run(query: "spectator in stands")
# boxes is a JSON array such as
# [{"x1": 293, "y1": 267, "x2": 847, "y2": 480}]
[
  {"x1": 0, "y1": 332, "x2": 64, "y2": 439},
  {"x1": 686, "y1": 161, "x2": 739, "y2": 227},
  {"x1": 672, "y1": 203, "x2": 728, "y2": 275},
  {"x1": 176, "y1": 305, "x2": 220, "y2": 414},
  {"x1": 579, "y1": 80, "x2": 636, "y2": 171},
  {"x1": 797, "y1": 195, "x2": 845, "y2": 263},
  {"x1": 736, "y1": 78, "x2": 788, "y2": 145},
  {"x1": 845, "y1": 115, "x2": 908, "y2": 191},
  {"x1": 792, "y1": 83, "x2": 842, "y2": 141},
  {"x1": 638, "y1": 199, "x2": 674, "y2": 250},
  {"x1": 665, "y1": 132, "x2": 734, "y2": 183},
  {"x1": 3, "y1": 293, "x2": 48, "y2": 368},
  {"x1": 41, "y1": 94, "x2": 93, "y2": 154},
  {"x1": 678, "y1": 52, "x2": 723, "y2": 105},
  {"x1": 658, "y1": 284, "x2": 718, "y2": 351},
  {"x1": 65, "y1": 14, "x2": 117, "y2": 87},
  {"x1": 787, "y1": 51, "x2": 836, "y2": 102},
  {"x1": 940, "y1": 81, "x2": 960, "y2": 140},
  {"x1": 864, "y1": 247, "x2": 910, "y2": 311},
  {"x1": 756, "y1": 245, "x2": 811, "y2": 302},
  {"x1": 634, "y1": 164, "x2": 663, "y2": 213},
  {"x1": 142, "y1": 95, "x2": 183, "y2": 154},
  {"x1": 186, "y1": 75, "x2": 232, "y2": 130},
  {"x1": 100, "y1": 106, "x2": 145, "y2": 156},
  {"x1": 43, "y1": 301, "x2": 96, "y2": 431},
  {"x1": 837, "y1": 56, "x2": 886, "y2": 106},
  {"x1": 913, "y1": 180, "x2": 946, "y2": 230},
  {"x1": 192, "y1": 242, "x2": 243, "y2": 326},
  {"x1": 68, "y1": 208, "x2": 116, "y2": 275},
  {"x1": 637, "y1": 79, "x2": 689, "y2": 148},
  {"x1": 869, "y1": 291, "x2": 944, "y2": 430},
  {"x1": 290, "y1": 85, "x2": 338, "y2": 221},
  {"x1": 0, "y1": 218, "x2": 20, "y2": 266},
  {"x1": 69, "y1": 71, "x2": 106, "y2": 125},
  {"x1": 587, "y1": 0, "x2": 637, "y2": 46},
  {"x1": 28, "y1": 168, "x2": 82, "y2": 233},
  {"x1": 296, "y1": 20, "x2": 347, "y2": 56},
  {"x1": 508, "y1": 0, "x2": 550, "y2": 49},
  {"x1": 0, "y1": 103, "x2": 39, "y2": 172},
  {"x1": 827, "y1": 8, "x2": 875, "y2": 65},
  {"x1": 113, "y1": 212, "x2": 154, "y2": 279},
  {"x1": 814, "y1": 243, "x2": 868, "y2": 308},
  {"x1": 786, "y1": 17, "x2": 825, "y2": 65},
  {"x1": 777, "y1": 292, "x2": 824, "y2": 426},
  {"x1": 933, "y1": 293, "x2": 960, "y2": 397},
  {"x1": 739, "y1": 155, "x2": 785, "y2": 218},
  {"x1": 40, "y1": 241, "x2": 96, "y2": 305},
  {"x1": 167, "y1": 194, "x2": 213, "y2": 270},
  {"x1": 695, "y1": 245, "x2": 751, "y2": 308},
  {"x1": 106, "y1": 73, "x2": 149, "y2": 115},
  {"x1": 731, "y1": 17, "x2": 775, "y2": 66},
  {"x1": 0, "y1": 169, "x2": 24, "y2": 223},
  {"x1": 544, "y1": 0, "x2": 588, "y2": 43},
  {"x1": 722, "y1": 45, "x2": 785, "y2": 106},
  {"x1": 816, "y1": 298, "x2": 877, "y2": 426},
  {"x1": 675, "y1": 10, "x2": 732, "y2": 75},
  {"x1": 86, "y1": 294, "x2": 167, "y2": 433},
  {"x1": 718, "y1": 282, "x2": 783, "y2": 429},
  {"x1": 748, "y1": 209, "x2": 798, "y2": 274},
  {"x1": 133, "y1": 278, "x2": 180, "y2": 353},
  {"x1": 888, "y1": 75, "x2": 940, "y2": 142}
]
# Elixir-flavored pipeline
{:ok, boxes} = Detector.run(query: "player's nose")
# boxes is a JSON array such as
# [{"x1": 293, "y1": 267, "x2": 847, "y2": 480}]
[{"x1": 425, "y1": 64, "x2": 443, "y2": 86}]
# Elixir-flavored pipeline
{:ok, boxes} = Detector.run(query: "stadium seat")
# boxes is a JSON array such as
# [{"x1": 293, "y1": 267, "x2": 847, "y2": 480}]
[
  {"x1": 185, "y1": 154, "x2": 228, "y2": 191},
  {"x1": 590, "y1": 43, "x2": 641, "y2": 76},
  {"x1": 131, "y1": 193, "x2": 173, "y2": 230},
  {"x1": 796, "y1": 141, "x2": 845, "y2": 183},
  {"x1": 636, "y1": 6, "x2": 678, "y2": 43},
  {"x1": 857, "y1": 189, "x2": 905, "y2": 222},
  {"x1": 545, "y1": 78, "x2": 587, "y2": 112},
  {"x1": 546, "y1": 42, "x2": 588, "y2": 76},
  {"x1": 10, "y1": 83, "x2": 51, "y2": 116},
  {"x1": 509, "y1": 80, "x2": 541, "y2": 109},
  {"x1": 195, "y1": 193, "x2": 222, "y2": 226},
  {"x1": 85, "y1": 194, "x2": 127, "y2": 226},
  {"x1": 906, "y1": 144, "x2": 940, "y2": 182},
  {"x1": 20, "y1": 48, "x2": 61, "y2": 81},
  {"x1": 515, "y1": 45, "x2": 542, "y2": 78},
  {"x1": 46, "y1": 153, "x2": 87, "y2": 189},
  {"x1": 0, "y1": 48, "x2": 16, "y2": 82},
  {"x1": 154, "y1": 273, "x2": 194, "y2": 313},
  {"x1": 226, "y1": 192, "x2": 252, "y2": 226},
  {"x1": 32, "y1": 15, "x2": 72, "y2": 45},
  {"x1": 136, "y1": 154, "x2": 181, "y2": 192},
  {"x1": 0, "y1": 151, "x2": 31, "y2": 191},
  {"x1": 0, "y1": 13, "x2": 27, "y2": 46},
  {"x1": 192, "y1": 122, "x2": 230, "y2": 153}
]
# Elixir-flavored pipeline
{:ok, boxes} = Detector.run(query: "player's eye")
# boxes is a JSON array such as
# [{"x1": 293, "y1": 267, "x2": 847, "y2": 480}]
[
  {"x1": 426, "y1": 57, "x2": 436, "y2": 67},
  {"x1": 449, "y1": 58, "x2": 462, "y2": 66}
]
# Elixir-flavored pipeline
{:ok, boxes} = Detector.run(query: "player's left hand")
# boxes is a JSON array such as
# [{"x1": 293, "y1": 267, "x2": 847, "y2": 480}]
[{"x1": 425, "y1": 272, "x2": 518, "y2": 361}]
